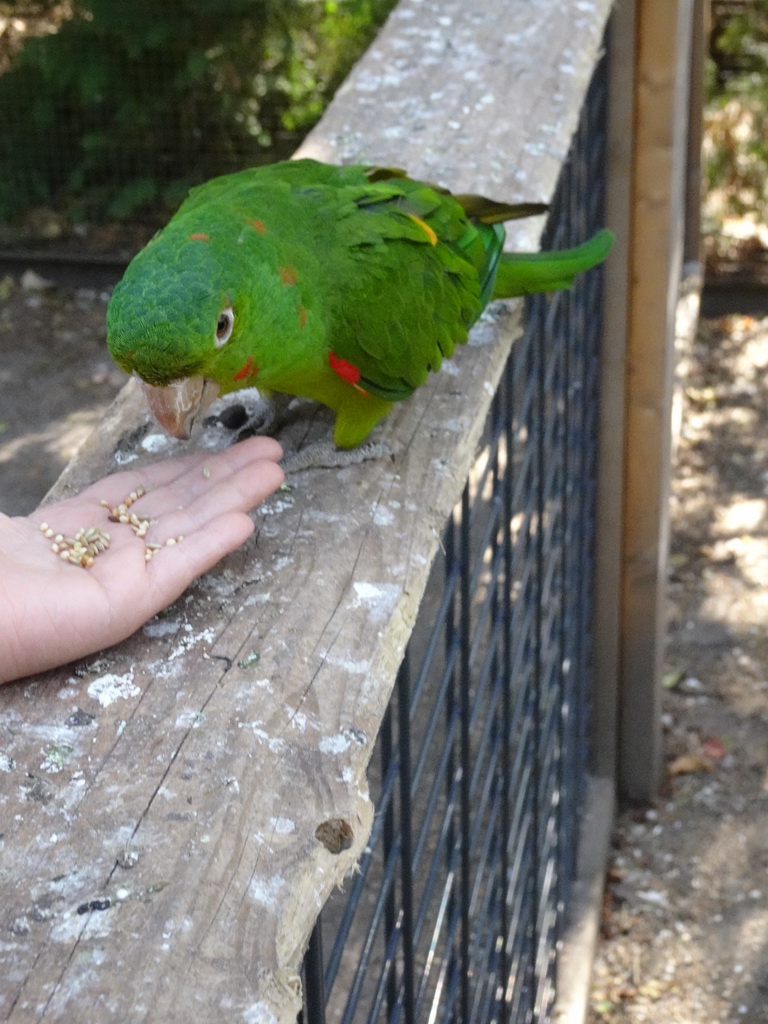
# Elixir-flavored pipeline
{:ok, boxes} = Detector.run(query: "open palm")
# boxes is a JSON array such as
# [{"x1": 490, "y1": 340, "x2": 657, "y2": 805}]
[{"x1": 0, "y1": 436, "x2": 283, "y2": 684}]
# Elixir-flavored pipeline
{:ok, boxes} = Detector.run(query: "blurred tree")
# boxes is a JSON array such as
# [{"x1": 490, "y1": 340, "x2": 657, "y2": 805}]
[
  {"x1": 0, "y1": 0, "x2": 396, "y2": 221},
  {"x1": 704, "y1": 0, "x2": 768, "y2": 241}
]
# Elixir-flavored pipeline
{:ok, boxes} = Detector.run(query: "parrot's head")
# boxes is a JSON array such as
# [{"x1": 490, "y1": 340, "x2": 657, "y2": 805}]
[{"x1": 107, "y1": 216, "x2": 307, "y2": 439}]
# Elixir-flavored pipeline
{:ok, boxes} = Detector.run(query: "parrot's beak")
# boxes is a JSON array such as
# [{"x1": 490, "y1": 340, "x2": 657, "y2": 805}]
[{"x1": 139, "y1": 376, "x2": 221, "y2": 440}]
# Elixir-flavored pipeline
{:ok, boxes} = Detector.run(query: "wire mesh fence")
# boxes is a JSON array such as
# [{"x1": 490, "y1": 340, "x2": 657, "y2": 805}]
[
  {"x1": 0, "y1": 1, "x2": 396, "y2": 236},
  {"x1": 299, "y1": 44, "x2": 608, "y2": 1024}
]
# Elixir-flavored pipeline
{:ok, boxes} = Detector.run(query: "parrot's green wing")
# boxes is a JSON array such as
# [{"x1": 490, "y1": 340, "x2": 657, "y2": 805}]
[
  {"x1": 312, "y1": 171, "x2": 611, "y2": 446},
  {"x1": 321, "y1": 176, "x2": 547, "y2": 404}
]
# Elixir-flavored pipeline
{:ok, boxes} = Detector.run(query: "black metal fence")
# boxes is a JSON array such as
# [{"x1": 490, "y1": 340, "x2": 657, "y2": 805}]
[{"x1": 300, "y1": 48, "x2": 608, "y2": 1024}]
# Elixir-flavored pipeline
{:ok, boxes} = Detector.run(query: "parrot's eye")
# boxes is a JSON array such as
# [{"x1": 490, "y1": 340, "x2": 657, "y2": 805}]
[{"x1": 215, "y1": 306, "x2": 235, "y2": 348}]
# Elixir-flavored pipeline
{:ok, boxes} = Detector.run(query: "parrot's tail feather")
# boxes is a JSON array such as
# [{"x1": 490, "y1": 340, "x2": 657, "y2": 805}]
[
  {"x1": 492, "y1": 228, "x2": 614, "y2": 299},
  {"x1": 363, "y1": 165, "x2": 409, "y2": 183},
  {"x1": 454, "y1": 195, "x2": 549, "y2": 225}
]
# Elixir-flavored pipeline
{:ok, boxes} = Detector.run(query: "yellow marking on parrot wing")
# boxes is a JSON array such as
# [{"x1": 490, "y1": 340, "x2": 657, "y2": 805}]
[{"x1": 406, "y1": 214, "x2": 438, "y2": 246}]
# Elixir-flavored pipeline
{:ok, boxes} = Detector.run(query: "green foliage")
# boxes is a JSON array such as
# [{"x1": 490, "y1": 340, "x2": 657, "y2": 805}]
[
  {"x1": 0, "y1": 0, "x2": 397, "y2": 221},
  {"x1": 704, "y1": 0, "x2": 768, "y2": 234}
]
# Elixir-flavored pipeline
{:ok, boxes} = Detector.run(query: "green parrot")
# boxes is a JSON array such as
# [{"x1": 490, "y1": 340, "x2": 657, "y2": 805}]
[{"x1": 107, "y1": 159, "x2": 613, "y2": 451}]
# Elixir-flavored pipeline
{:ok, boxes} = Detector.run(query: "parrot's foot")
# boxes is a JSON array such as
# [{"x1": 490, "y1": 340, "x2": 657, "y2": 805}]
[
  {"x1": 204, "y1": 390, "x2": 287, "y2": 440},
  {"x1": 281, "y1": 439, "x2": 393, "y2": 473}
]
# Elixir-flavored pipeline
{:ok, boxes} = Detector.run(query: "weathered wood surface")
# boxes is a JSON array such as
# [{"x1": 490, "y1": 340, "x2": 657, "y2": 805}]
[
  {"x1": 0, "y1": 1, "x2": 612, "y2": 1020},
  {"x1": 619, "y1": 0, "x2": 696, "y2": 802}
]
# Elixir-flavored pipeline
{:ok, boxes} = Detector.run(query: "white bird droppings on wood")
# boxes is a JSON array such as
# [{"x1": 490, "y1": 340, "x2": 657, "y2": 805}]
[{"x1": 86, "y1": 672, "x2": 140, "y2": 707}]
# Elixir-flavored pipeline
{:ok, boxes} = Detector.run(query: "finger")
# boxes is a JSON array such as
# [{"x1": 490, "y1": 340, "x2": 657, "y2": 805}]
[
  {"x1": 27, "y1": 442, "x2": 283, "y2": 584},
  {"x1": 118, "y1": 439, "x2": 284, "y2": 518},
  {"x1": 142, "y1": 458, "x2": 285, "y2": 543},
  {"x1": 75, "y1": 436, "x2": 284, "y2": 510},
  {"x1": 143, "y1": 511, "x2": 257, "y2": 612}
]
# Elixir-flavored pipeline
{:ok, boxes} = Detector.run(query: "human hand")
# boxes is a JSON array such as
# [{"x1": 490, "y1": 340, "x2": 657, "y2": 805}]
[{"x1": 0, "y1": 437, "x2": 284, "y2": 683}]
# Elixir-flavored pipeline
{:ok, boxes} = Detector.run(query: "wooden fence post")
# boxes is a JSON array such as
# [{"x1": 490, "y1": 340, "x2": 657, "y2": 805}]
[
  {"x1": 591, "y1": 0, "x2": 637, "y2": 786},
  {"x1": 618, "y1": 0, "x2": 698, "y2": 803}
]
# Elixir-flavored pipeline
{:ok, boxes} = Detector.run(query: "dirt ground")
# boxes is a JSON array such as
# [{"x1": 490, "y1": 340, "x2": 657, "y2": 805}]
[
  {"x1": 0, "y1": 271, "x2": 127, "y2": 516},
  {"x1": 589, "y1": 312, "x2": 768, "y2": 1024},
  {"x1": 1, "y1": 271, "x2": 767, "y2": 1022}
]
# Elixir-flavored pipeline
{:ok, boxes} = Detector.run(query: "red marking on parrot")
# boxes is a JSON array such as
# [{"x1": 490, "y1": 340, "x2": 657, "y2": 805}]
[
  {"x1": 298, "y1": 304, "x2": 307, "y2": 328},
  {"x1": 329, "y1": 351, "x2": 362, "y2": 385},
  {"x1": 278, "y1": 265, "x2": 298, "y2": 285},
  {"x1": 188, "y1": 232, "x2": 210, "y2": 241},
  {"x1": 250, "y1": 219, "x2": 267, "y2": 235},
  {"x1": 233, "y1": 356, "x2": 259, "y2": 381}
]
